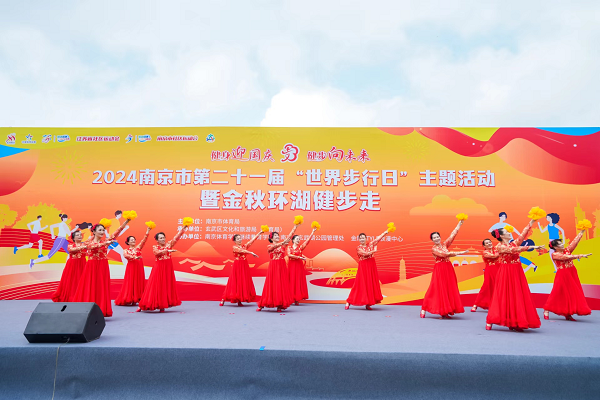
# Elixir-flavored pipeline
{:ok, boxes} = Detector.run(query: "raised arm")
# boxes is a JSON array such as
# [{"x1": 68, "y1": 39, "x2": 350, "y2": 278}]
[
  {"x1": 137, "y1": 228, "x2": 150, "y2": 251},
  {"x1": 118, "y1": 224, "x2": 130, "y2": 237},
  {"x1": 444, "y1": 221, "x2": 463, "y2": 247},
  {"x1": 49, "y1": 223, "x2": 61, "y2": 238},
  {"x1": 301, "y1": 229, "x2": 316, "y2": 250},
  {"x1": 372, "y1": 229, "x2": 389, "y2": 247},
  {"x1": 245, "y1": 231, "x2": 262, "y2": 249},
  {"x1": 169, "y1": 226, "x2": 188, "y2": 248},
  {"x1": 280, "y1": 225, "x2": 298, "y2": 247},
  {"x1": 566, "y1": 230, "x2": 585, "y2": 253},
  {"x1": 108, "y1": 219, "x2": 130, "y2": 241},
  {"x1": 515, "y1": 221, "x2": 534, "y2": 244},
  {"x1": 537, "y1": 221, "x2": 547, "y2": 233}
]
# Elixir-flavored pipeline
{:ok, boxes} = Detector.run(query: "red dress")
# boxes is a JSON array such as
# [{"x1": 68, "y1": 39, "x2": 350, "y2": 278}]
[
  {"x1": 222, "y1": 237, "x2": 258, "y2": 303},
  {"x1": 544, "y1": 232, "x2": 591, "y2": 317},
  {"x1": 258, "y1": 243, "x2": 293, "y2": 309},
  {"x1": 421, "y1": 226, "x2": 464, "y2": 315},
  {"x1": 115, "y1": 233, "x2": 149, "y2": 306},
  {"x1": 73, "y1": 224, "x2": 127, "y2": 317},
  {"x1": 487, "y1": 224, "x2": 541, "y2": 329},
  {"x1": 287, "y1": 236, "x2": 313, "y2": 302},
  {"x1": 138, "y1": 230, "x2": 184, "y2": 311},
  {"x1": 52, "y1": 241, "x2": 88, "y2": 302},
  {"x1": 346, "y1": 239, "x2": 384, "y2": 306},
  {"x1": 473, "y1": 248, "x2": 500, "y2": 310}
]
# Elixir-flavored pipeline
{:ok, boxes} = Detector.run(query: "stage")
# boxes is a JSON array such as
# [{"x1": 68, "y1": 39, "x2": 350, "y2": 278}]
[{"x1": 1, "y1": 300, "x2": 599, "y2": 399}]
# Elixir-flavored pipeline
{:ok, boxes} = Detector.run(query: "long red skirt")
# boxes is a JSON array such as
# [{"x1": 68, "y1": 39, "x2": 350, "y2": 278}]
[
  {"x1": 73, "y1": 259, "x2": 113, "y2": 317},
  {"x1": 473, "y1": 263, "x2": 499, "y2": 310},
  {"x1": 544, "y1": 267, "x2": 591, "y2": 317},
  {"x1": 346, "y1": 258, "x2": 383, "y2": 306},
  {"x1": 115, "y1": 258, "x2": 146, "y2": 306},
  {"x1": 222, "y1": 259, "x2": 256, "y2": 303},
  {"x1": 258, "y1": 259, "x2": 293, "y2": 309},
  {"x1": 52, "y1": 257, "x2": 86, "y2": 302},
  {"x1": 138, "y1": 258, "x2": 181, "y2": 311},
  {"x1": 422, "y1": 261, "x2": 464, "y2": 315},
  {"x1": 487, "y1": 261, "x2": 541, "y2": 329},
  {"x1": 289, "y1": 259, "x2": 309, "y2": 302}
]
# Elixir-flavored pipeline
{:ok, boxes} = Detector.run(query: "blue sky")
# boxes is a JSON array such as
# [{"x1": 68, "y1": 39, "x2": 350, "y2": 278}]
[{"x1": 0, "y1": 1, "x2": 599, "y2": 127}]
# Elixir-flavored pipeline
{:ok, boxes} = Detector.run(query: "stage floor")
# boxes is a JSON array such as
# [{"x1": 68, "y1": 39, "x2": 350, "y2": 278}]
[{"x1": 2, "y1": 300, "x2": 599, "y2": 357}]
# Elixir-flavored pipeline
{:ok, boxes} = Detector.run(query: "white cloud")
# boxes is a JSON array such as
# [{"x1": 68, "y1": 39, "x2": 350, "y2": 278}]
[{"x1": 0, "y1": 1, "x2": 599, "y2": 127}]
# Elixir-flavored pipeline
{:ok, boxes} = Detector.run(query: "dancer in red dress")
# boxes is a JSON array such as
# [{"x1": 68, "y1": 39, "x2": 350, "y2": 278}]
[
  {"x1": 287, "y1": 227, "x2": 317, "y2": 305},
  {"x1": 137, "y1": 225, "x2": 189, "y2": 313},
  {"x1": 420, "y1": 220, "x2": 468, "y2": 318},
  {"x1": 543, "y1": 229, "x2": 592, "y2": 321},
  {"x1": 471, "y1": 238, "x2": 500, "y2": 312},
  {"x1": 486, "y1": 220, "x2": 544, "y2": 331},
  {"x1": 345, "y1": 228, "x2": 390, "y2": 310},
  {"x1": 51, "y1": 230, "x2": 88, "y2": 302},
  {"x1": 257, "y1": 224, "x2": 298, "y2": 312},
  {"x1": 115, "y1": 226, "x2": 151, "y2": 306},
  {"x1": 73, "y1": 219, "x2": 130, "y2": 317},
  {"x1": 219, "y1": 230, "x2": 261, "y2": 307}
]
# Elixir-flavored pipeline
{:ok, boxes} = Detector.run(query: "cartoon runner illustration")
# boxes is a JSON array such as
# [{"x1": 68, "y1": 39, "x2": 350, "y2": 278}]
[
  {"x1": 489, "y1": 212, "x2": 537, "y2": 272},
  {"x1": 538, "y1": 213, "x2": 565, "y2": 272},
  {"x1": 29, "y1": 214, "x2": 78, "y2": 268},
  {"x1": 14, "y1": 215, "x2": 47, "y2": 258},
  {"x1": 106, "y1": 210, "x2": 129, "y2": 266}
]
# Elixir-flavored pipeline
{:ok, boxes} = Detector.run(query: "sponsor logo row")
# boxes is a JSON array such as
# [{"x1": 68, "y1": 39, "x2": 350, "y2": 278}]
[{"x1": 4, "y1": 133, "x2": 213, "y2": 145}]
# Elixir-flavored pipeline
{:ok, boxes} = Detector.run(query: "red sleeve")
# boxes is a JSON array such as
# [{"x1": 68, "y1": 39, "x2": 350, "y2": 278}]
[
  {"x1": 68, "y1": 242, "x2": 87, "y2": 255},
  {"x1": 444, "y1": 225, "x2": 460, "y2": 247},
  {"x1": 515, "y1": 223, "x2": 532, "y2": 244},
  {"x1": 153, "y1": 245, "x2": 169, "y2": 256},
  {"x1": 432, "y1": 246, "x2": 459, "y2": 258},
  {"x1": 552, "y1": 252, "x2": 579, "y2": 261},
  {"x1": 566, "y1": 231, "x2": 584, "y2": 253},
  {"x1": 482, "y1": 250, "x2": 499, "y2": 260},
  {"x1": 137, "y1": 233, "x2": 149, "y2": 251},
  {"x1": 233, "y1": 245, "x2": 252, "y2": 255},
  {"x1": 498, "y1": 243, "x2": 531, "y2": 254}
]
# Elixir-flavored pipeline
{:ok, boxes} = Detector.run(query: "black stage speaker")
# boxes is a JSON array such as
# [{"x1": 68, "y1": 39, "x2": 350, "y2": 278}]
[{"x1": 24, "y1": 302, "x2": 105, "y2": 343}]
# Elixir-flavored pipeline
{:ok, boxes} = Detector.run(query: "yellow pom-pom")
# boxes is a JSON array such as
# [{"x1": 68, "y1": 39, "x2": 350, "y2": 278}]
[
  {"x1": 145, "y1": 221, "x2": 156, "y2": 229},
  {"x1": 261, "y1": 225, "x2": 270, "y2": 233},
  {"x1": 505, "y1": 225, "x2": 514, "y2": 233},
  {"x1": 456, "y1": 213, "x2": 469, "y2": 221},
  {"x1": 311, "y1": 221, "x2": 321, "y2": 230},
  {"x1": 576, "y1": 219, "x2": 593, "y2": 230},
  {"x1": 527, "y1": 206, "x2": 547, "y2": 220},
  {"x1": 182, "y1": 217, "x2": 194, "y2": 227},
  {"x1": 99, "y1": 218, "x2": 112, "y2": 229},
  {"x1": 387, "y1": 222, "x2": 396, "y2": 233},
  {"x1": 123, "y1": 210, "x2": 138, "y2": 221},
  {"x1": 294, "y1": 215, "x2": 304, "y2": 225}
]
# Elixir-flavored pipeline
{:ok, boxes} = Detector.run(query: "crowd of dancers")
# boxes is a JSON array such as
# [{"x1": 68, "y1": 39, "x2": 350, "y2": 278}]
[{"x1": 46, "y1": 209, "x2": 593, "y2": 332}]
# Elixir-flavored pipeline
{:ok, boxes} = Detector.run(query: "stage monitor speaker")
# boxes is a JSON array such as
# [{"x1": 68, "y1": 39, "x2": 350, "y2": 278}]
[{"x1": 24, "y1": 302, "x2": 105, "y2": 343}]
